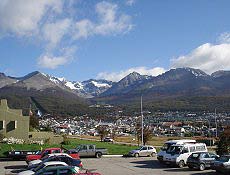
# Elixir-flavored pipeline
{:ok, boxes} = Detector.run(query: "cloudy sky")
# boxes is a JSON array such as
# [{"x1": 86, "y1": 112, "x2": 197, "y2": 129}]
[{"x1": 0, "y1": 0, "x2": 230, "y2": 82}]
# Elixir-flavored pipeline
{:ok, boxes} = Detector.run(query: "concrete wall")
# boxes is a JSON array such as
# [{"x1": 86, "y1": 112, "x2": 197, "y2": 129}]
[{"x1": 0, "y1": 99, "x2": 29, "y2": 140}]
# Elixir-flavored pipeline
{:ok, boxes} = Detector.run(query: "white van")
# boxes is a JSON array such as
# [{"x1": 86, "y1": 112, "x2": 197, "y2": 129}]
[
  {"x1": 157, "y1": 139, "x2": 196, "y2": 162},
  {"x1": 164, "y1": 143, "x2": 207, "y2": 168}
]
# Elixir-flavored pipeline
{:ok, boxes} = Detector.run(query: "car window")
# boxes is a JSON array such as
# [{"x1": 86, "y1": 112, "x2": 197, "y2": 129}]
[
  {"x1": 42, "y1": 170, "x2": 57, "y2": 175},
  {"x1": 82, "y1": 145, "x2": 87, "y2": 150},
  {"x1": 191, "y1": 153, "x2": 200, "y2": 158},
  {"x1": 183, "y1": 147, "x2": 189, "y2": 153},
  {"x1": 59, "y1": 169, "x2": 72, "y2": 174},
  {"x1": 189, "y1": 146, "x2": 195, "y2": 152},
  {"x1": 141, "y1": 147, "x2": 147, "y2": 150},
  {"x1": 203, "y1": 153, "x2": 210, "y2": 158},
  {"x1": 209, "y1": 153, "x2": 217, "y2": 158},
  {"x1": 89, "y1": 145, "x2": 94, "y2": 150},
  {"x1": 148, "y1": 147, "x2": 153, "y2": 150},
  {"x1": 217, "y1": 156, "x2": 230, "y2": 162},
  {"x1": 52, "y1": 149, "x2": 61, "y2": 153}
]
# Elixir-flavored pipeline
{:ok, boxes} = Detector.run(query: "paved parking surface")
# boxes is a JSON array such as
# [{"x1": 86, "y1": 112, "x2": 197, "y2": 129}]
[{"x1": 1, "y1": 157, "x2": 217, "y2": 175}]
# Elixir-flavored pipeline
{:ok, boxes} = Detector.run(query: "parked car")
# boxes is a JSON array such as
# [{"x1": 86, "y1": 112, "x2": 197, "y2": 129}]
[
  {"x1": 128, "y1": 146, "x2": 157, "y2": 157},
  {"x1": 26, "y1": 147, "x2": 80, "y2": 163},
  {"x1": 103, "y1": 137, "x2": 113, "y2": 142},
  {"x1": 69, "y1": 144, "x2": 108, "y2": 158},
  {"x1": 8, "y1": 150, "x2": 40, "y2": 160},
  {"x1": 187, "y1": 152, "x2": 218, "y2": 171},
  {"x1": 34, "y1": 166, "x2": 101, "y2": 175},
  {"x1": 28, "y1": 153, "x2": 83, "y2": 170},
  {"x1": 157, "y1": 139, "x2": 196, "y2": 163},
  {"x1": 164, "y1": 143, "x2": 207, "y2": 167},
  {"x1": 34, "y1": 166, "x2": 80, "y2": 175},
  {"x1": 211, "y1": 155, "x2": 230, "y2": 174},
  {"x1": 18, "y1": 161, "x2": 69, "y2": 175}
]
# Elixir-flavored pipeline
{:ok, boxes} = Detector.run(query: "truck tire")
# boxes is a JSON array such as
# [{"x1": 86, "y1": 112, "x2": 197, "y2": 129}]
[
  {"x1": 95, "y1": 152, "x2": 102, "y2": 158},
  {"x1": 178, "y1": 160, "x2": 185, "y2": 168},
  {"x1": 134, "y1": 153, "x2": 139, "y2": 158}
]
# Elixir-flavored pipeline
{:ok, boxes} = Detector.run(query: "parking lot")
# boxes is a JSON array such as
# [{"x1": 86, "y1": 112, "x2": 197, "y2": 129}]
[{"x1": 1, "y1": 157, "x2": 216, "y2": 175}]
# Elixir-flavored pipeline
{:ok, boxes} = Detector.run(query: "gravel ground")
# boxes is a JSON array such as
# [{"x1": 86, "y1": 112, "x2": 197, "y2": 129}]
[{"x1": 1, "y1": 157, "x2": 217, "y2": 175}]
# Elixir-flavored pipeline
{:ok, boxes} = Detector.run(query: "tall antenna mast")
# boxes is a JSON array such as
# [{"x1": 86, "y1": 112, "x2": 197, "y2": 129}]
[{"x1": 141, "y1": 95, "x2": 144, "y2": 146}]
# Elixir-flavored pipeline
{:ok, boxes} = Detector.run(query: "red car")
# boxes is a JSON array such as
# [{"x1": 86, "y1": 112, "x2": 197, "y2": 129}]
[{"x1": 26, "y1": 148, "x2": 80, "y2": 163}]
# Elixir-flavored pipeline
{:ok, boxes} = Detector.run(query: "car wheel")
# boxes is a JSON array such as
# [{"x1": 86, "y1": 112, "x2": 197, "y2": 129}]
[
  {"x1": 150, "y1": 152, "x2": 156, "y2": 157},
  {"x1": 134, "y1": 153, "x2": 139, "y2": 158},
  {"x1": 95, "y1": 152, "x2": 102, "y2": 158},
  {"x1": 178, "y1": 160, "x2": 185, "y2": 168},
  {"x1": 188, "y1": 165, "x2": 193, "y2": 169},
  {"x1": 199, "y1": 163, "x2": 205, "y2": 171}
]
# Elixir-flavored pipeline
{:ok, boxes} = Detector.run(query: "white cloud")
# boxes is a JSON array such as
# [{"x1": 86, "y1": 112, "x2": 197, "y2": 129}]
[
  {"x1": 126, "y1": 0, "x2": 135, "y2": 6},
  {"x1": 37, "y1": 46, "x2": 76, "y2": 69},
  {"x1": 171, "y1": 43, "x2": 230, "y2": 74},
  {"x1": 0, "y1": 0, "x2": 62, "y2": 36},
  {"x1": 42, "y1": 18, "x2": 72, "y2": 49},
  {"x1": 97, "y1": 66, "x2": 166, "y2": 82},
  {"x1": 38, "y1": 54, "x2": 69, "y2": 69},
  {"x1": 74, "y1": 19, "x2": 95, "y2": 39},
  {"x1": 218, "y1": 32, "x2": 230, "y2": 44},
  {"x1": 0, "y1": 1, "x2": 133, "y2": 70},
  {"x1": 74, "y1": 1, "x2": 133, "y2": 39}
]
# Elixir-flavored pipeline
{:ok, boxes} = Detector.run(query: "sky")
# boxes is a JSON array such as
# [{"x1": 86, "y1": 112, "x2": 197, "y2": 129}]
[{"x1": 0, "y1": 0, "x2": 230, "y2": 82}]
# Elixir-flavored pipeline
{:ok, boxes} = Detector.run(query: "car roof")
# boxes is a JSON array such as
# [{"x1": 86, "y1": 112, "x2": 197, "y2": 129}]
[
  {"x1": 48, "y1": 153, "x2": 70, "y2": 157},
  {"x1": 41, "y1": 165, "x2": 79, "y2": 171},
  {"x1": 165, "y1": 140, "x2": 196, "y2": 144},
  {"x1": 43, "y1": 161, "x2": 68, "y2": 166},
  {"x1": 44, "y1": 148, "x2": 61, "y2": 151}
]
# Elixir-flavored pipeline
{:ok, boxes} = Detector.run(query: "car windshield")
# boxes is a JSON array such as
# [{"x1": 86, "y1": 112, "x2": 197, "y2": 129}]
[
  {"x1": 217, "y1": 156, "x2": 230, "y2": 162},
  {"x1": 41, "y1": 155, "x2": 49, "y2": 161},
  {"x1": 75, "y1": 145, "x2": 82, "y2": 151},
  {"x1": 34, "y1": 163, "x2": 45, "y2": 172},
  {"x1": 36, "y1": 150, "x2": 42, "y2": 155},
  {"x1": 161, "y1": 143, "x2": 173, "y2": 151},
  {"x1": 167, "y1": 146, "x2": 182, "y2": 154}
]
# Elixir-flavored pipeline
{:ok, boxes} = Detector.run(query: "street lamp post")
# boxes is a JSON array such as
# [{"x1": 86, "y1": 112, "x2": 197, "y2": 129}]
[
  {"x1": 141, "y1": 96, "x2": 144, "y2": 146},
  {"x1": 215, "y1": 108, "x2": 218, "y2": 138}
]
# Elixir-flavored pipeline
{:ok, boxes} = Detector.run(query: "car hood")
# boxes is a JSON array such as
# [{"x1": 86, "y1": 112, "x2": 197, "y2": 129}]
[
  {"x1": 17, "y1": 170, "x2": 35, "y2": 175},
  {"x1": 130, "y1": 149, "x2": 139, "y2": 153}
]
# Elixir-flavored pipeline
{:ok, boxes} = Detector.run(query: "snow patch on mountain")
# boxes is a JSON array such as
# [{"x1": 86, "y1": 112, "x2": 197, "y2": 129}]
[
  {"x1": 91, "y1": 80, "x2": 111, "y2": 88},
  {"x1": 185, "y1": 68, "x2": 207, "y2": 77},
  {"x1": 65, "y1": 81, "x2": 77, "y2": 90}
]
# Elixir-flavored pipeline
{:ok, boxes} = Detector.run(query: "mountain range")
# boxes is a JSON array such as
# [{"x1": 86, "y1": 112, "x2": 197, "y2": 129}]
[{"x1": 0, "y1": 67, "x2": 230, "y2": 115}]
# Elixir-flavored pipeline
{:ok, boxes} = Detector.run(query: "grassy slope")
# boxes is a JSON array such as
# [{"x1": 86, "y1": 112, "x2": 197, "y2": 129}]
[{"x1": 0, "y1": 138, "x2": 138, "y2": 157}]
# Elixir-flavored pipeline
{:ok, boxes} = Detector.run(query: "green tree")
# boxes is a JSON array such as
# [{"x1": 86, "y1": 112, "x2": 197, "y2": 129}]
[
  {"x1": 136, "y1": 125, "x2": 153, "y2": 145},
  {"x1": 29, "y1": 115, "x2": 39, "y2": 129},
  {"x1": 216, "y1": 126, "x2": 230, "y2": 155},
  {"x1": 97, "y1": 126, "x2": 109, "y2": 142}
]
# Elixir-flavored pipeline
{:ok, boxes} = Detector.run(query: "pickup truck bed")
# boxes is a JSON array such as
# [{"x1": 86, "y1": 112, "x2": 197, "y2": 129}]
[{"x1": 8, "y1": 150, "x2": 40, "y2": 160}]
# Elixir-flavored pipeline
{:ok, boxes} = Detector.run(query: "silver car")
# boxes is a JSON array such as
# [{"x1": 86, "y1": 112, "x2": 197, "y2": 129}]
[{"x1": 128, "y1": 146, "x2": 157, "y2": 157}]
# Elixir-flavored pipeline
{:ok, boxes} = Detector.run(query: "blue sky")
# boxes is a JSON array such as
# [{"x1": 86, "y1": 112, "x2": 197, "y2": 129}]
[{"x1": 0, "y1": 0, "x2": 230, "y2": 82}]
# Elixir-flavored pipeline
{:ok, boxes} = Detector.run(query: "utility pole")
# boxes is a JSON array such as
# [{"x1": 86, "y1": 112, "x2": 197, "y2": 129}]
[
  {"x1": 141, "y1": 96, "x2": 144, "y2": 146},
  {"x1": 215, "y1": 108, "x2": 218, "y2": 138}
]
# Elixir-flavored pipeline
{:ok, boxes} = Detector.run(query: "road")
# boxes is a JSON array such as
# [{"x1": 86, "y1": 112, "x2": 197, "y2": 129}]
[{"x1": 1, "y1": 157, "x2": 216, "y2": 175}]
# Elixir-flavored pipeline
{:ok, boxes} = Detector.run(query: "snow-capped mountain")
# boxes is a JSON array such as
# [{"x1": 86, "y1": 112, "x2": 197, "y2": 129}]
[{"x1": 38, "y1": 73, "x2": 113, "y2": 97}]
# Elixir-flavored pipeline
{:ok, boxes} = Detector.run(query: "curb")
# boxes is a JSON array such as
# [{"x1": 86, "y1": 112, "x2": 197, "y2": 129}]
[{"x1": 102, "y1": 155, "x2": 123, "y2": 158}]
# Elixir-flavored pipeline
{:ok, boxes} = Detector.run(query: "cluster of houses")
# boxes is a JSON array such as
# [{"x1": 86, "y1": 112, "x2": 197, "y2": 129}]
[
  {"x1": 38, "y1": 110, "x2": 229, "y2": 140},
  {"x1": 0, "y1": 99, "x2": 229, "y2": 144}
]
